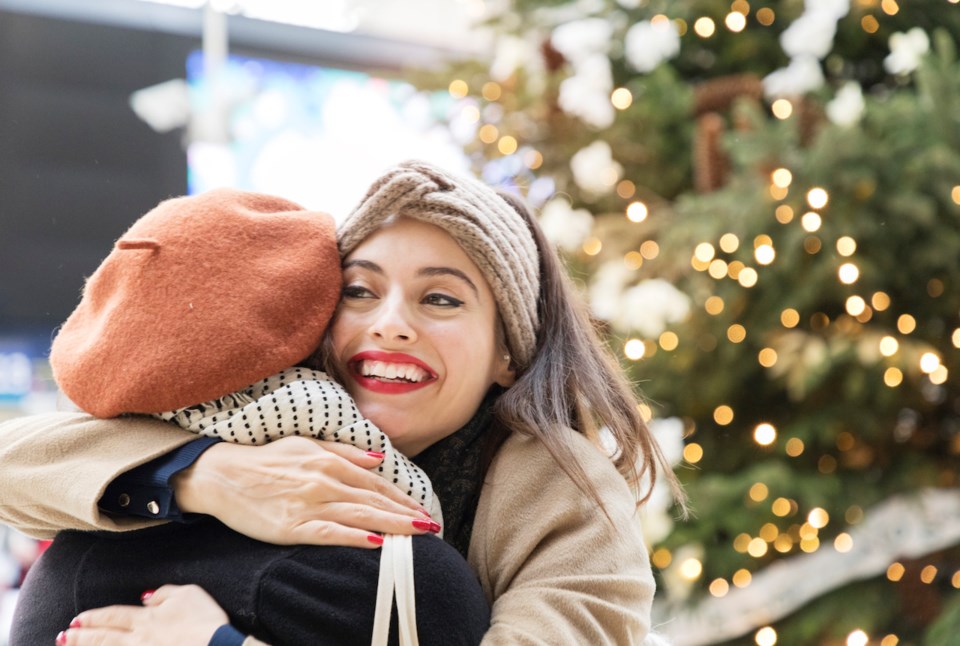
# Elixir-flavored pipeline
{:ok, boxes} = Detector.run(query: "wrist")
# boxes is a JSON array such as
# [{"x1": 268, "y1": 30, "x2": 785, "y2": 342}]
[{"x1": 172, "y1": 442, "x2": 238, "y2": 515}]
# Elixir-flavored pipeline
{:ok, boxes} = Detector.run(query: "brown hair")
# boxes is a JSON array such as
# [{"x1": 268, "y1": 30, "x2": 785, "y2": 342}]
[{"x1": 491, "y1": 191, "x2": 686, "y2": 512}]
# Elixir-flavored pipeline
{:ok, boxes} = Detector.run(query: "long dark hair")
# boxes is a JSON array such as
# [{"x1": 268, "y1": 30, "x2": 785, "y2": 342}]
[{"x1": 491, "y1": 191, "x2": 686, "y2": 513}]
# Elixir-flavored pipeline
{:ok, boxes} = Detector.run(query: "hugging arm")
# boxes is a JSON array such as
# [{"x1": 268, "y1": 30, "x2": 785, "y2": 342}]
[{"x1": 470, "y1": 430, "x2": 657, "y2": 646}]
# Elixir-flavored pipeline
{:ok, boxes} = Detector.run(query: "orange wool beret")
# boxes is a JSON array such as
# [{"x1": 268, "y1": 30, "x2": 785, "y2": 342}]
[{"x1": 50, "y1": 188, "x2": 341, "y2": 418}]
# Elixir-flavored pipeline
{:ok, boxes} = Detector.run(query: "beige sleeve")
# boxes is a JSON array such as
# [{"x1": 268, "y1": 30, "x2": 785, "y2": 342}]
[
  {"x1": 469, "y1": 431, "x2": 656, "y2": 646},
  {"x1": 0, "y1": 412, "x2": 198, "y2": 538}
]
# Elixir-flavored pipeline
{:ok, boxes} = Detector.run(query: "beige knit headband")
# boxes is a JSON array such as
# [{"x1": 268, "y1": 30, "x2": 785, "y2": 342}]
[{"x1": 338, "y1": 160, "x2": 541, "y2": 369}]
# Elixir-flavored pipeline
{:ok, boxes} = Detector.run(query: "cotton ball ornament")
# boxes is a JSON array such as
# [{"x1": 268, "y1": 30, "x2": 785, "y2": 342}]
[
  {"x1": 538, "y1": 198, "x2": 594, "y2": 253},
  {"x1": 614, "y1": 279, "x2": 692, "y2": 337},
  {"x1": 624, "y1": 20, "x2": 680, "y2": 73},
  {"x1": 550, "y1": 18, "x2": 612, "y2": 65},
  {"x1": 884, "y1": 28, "x2": 930, "y2": 75},
  {"x1": 558, "y1": 55, "x2": 615, "y2": 129},
  {"x1": 763, "y1": 56, "x2": 824, "y2": 98},
  {"x1": 826, "y1": 81, "x2": 865, "y2": 126},
  {"x1": 589, "y1": 260, "x2": 633, "y2": 321},
  {"x1": 570, "y1": 139, "x2": 622, "y2": 195}
]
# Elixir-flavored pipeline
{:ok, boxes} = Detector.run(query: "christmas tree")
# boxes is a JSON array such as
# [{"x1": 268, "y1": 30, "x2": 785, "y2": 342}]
[{"x1": 414, "y1": 1, "x2": 960, "y2": 643}]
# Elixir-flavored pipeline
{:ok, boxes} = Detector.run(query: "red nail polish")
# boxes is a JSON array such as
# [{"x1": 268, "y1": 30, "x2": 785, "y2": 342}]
[
  {"x1": 56, "y1": 631, "x2": 67, "y2": 646},
  {"x1": 367, "y1": 534, "x2": 384, "y2": 546},
  {"x1": 69, "y1": 617, "x2": 82, "y2": 628},
  {"x1": 412, "y1": 519, "x2": 441, "y2": 534},
  {"x1": 365, "y1": 451, "x2": 385, "y2": 459},
  {"x1": 140, "y1": 589, "x2": 155, "y2": 602},
  {"x1": 418, "y1": 507, "x2": 432, "y2": 518}
]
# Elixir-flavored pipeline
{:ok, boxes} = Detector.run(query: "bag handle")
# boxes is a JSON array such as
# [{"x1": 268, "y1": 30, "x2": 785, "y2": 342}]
[{"x1": 371, "y1": 534, "x2": 419, "y2": 646}]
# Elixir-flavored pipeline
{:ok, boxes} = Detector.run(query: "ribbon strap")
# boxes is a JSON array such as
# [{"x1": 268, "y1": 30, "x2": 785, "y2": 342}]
[{"x1": 371, "y1": 534, "x2": 419, "y2": 646}]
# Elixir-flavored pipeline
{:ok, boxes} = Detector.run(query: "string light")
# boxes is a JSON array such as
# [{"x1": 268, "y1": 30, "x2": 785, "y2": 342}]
[
  {"x1": 747, "y1": 537, "x2": 768, "y2": 557},
  {"x1": 887, "y1": 562, "x2": 905, "y2": 581},
  {"x1": 720, "y1": 232, "x2": 740, "y2": 252},
  {"x1": 679, "y1": 557, "x2": 703, "y2": 580},
  {"x1": 694, "y1": 16, "x2": 716, "y2": 37},
  {"x1": 838, "y1": 263, "x2": 859, "y2": 284},
  {"x1": 708, "y1": 258, "x2": 728, "y2": 278},
  {"x1": 731, "y1": 0, "x2": 750, "y2": 14},
  {"x1": 478, "y1": 124, "x2": 499, "y2": 143},
  {"x1": 714, "y1": 404, "x2": 734, "y2": 425},
  {"x1": 728, "y1": 324, "x2": 747, "y2": 343},
  {"x1": 845, "y1": 296, "x2": 866, "y2": 316},
  {"x1": 756, "y1": 7, "x2": 775, "y2": 25},
  {"x1": 884, "y1": 367, "x2": 903, "y2": 387},
  {"x1": 732, "y1": 569, "x2": 752, "y2": 587},
  {"x1": 727, "y1": 261, "x2": 745, "y2": 280},
  {"x1": 808, "y1": 508, "x2": 829, "y2": 529},
  {"x1": 481, "y1": 81, "x2": 502, "y2": 101},
  {"x1": 611, "y1": 87, "x2": 633, "y2": 110},
  {"x1": 919, "y1": 352, "x2": 941, "y2": 374},
  {"x1": 725, "y1": 11, "x2": 747, "y2": 32},
  {"x1": 651, "y1": 547, "x2": 672, "y2": 568},
  {"x1": 772, "y1": 497, "x2": 792, "y2": 516},
  {"x1": 583, "y1": 236, "x2": 602, "y2": 255},
  {"x1": 771, "y1": 168, "x2": 792, "y2": 187},
  {"x1": 749, "y1": 482, "x2": 769, "y2": 502},
  {"x1": 758, "y1": 347, "x2": 778, "y2": 367},
  {"x1": 953, "y1": 571, "x2": 960, "y2": 588},
  {"x1": 694, "y1": 242, "x2": 716, "y2": 262},
  {"x1": 626, "y1": 201, "x2": 649, "y2": 222},
  {"x1": 803, "y1": 236, "x2": 822, "y2": 254},
  {"x1": 523, "y1": 149, "x2": 543, "y2": 169},
  {"x1": 769, "y1": 184, "x2": 789, "y2": 200},
  {"x1": 847, "y1": 630, "x2": 869, "y2": 646},
  {"x1": 624, "y1": 251, "x2": 643, "y2": 270},
  {"x1": 781, "y1": 308, "x2": 800, "y2": 328},
  {"x1": 785, "y1": 438, "x2": 804, "y2": 457},
  {"x1": 834, "y1": 533, "x2": 854, "y2": 552},
  {"x1": 952, "y1": 185, "x2": 960, "y2": 204},
  {"x1": 897, "y1": 314, "x2": 917, "y2": 334},
  {"x1": 807, "y1": 187, "x2": 829, "y2": 209},
  {"x1": 801, "y1": 211, "x2": 822, "y2": 232},
  {"x1": 738, "y1": 267, "x2": 759, "y2": 287},
  {"x1": 624, "y1": 339, "x2": 645, "y2": 360},
  {"x1": 497, "y1": 135, "x2": 518, "y2": 155},
  {"x1": 872, "y1": 291, "x2": 891, "y2": 311},
  {"x1": 755, "y1": 244, "x2": 776, "y2": 265},
  {"x1": 683, "y1": 442, "x2": 704, "y2": 463},
  {"x1": 861, "y1": 15, "x2": 880, "y2": 33},
  {"x1": 705, "y1": 295, "x2": 725, "y2": 315},
  {"x1": 881, "y1": 0, "x2": 900, "y2": 15},
  {"x1": 920, "y1": 565, "x2": 938, "y2": 584},
  {"x1": 774, "y1": 533, "x2": 794, "y2": 553},
  {"x1": 771, "y1": 99, "x2": 792, "y2": 119},
  {"x1": 617, "y1": 179, "x2": 636, "y2": 198},
  {"x1": 836, "y1": 236, "x2": 857, "y2": 256},
  {"x1": 879, "y1": 336, "x2": 899, "y2": 357},
  {"x1": 709, "y1": 578, "x2": 730, "y2": 597},
  {"x1": 756, "y1": 627, "x2": 777, "y2": 646},
  {"x1": 754, "y1": 423, "x2": 777, "y2": 446},
  {"x1": 775, "y1": 205, "x2": 794, "y2": 223},
  {"x1": 759, "y1": 523, "x2": 779, "y2": 542},
  {"x1": 734, "y1": 533, "x2": 752, "y2": 553},
  {"x1": 448, "y1": 79, "x2": 469, "y2": 97},
  {"x1": 931, "y1": 365, "x2": 949, "y2": 385},
  {"x1": 881, "y1": 636, "x2": 900, "y2": 646},
  {"x1": 641, "y1": 240, "x2": 660, "y2": 259},
  {"x1": 659, "y1": 331, "x2": 679, "y2": 351}
]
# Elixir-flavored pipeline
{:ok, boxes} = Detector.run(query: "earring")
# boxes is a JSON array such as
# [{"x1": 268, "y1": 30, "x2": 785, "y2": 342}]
[{"x1": 503, "y1": 353, "x2": 511, "y2": 362}]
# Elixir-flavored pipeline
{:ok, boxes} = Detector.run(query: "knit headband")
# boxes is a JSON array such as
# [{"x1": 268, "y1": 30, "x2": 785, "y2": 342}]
[{"x1": 338, "y1": 160, "x2": 541, "y2": 369}]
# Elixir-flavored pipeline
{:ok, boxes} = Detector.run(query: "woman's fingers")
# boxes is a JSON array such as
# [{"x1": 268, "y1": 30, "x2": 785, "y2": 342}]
[
  {"x1": 60, "y1": 627, "x2": 129, "y2": 646},
  {"x1": 73, "y1": 606, "x2": 138, "y2": 632},
  {"x1": 314, "y1": 442, "x2": 428, "y2": 515}
]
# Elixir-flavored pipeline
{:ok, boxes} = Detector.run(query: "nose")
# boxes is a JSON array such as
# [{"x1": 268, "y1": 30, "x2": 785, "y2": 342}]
[{"x1": 368, "y1": 292, "x2": 417, "y2": 344}]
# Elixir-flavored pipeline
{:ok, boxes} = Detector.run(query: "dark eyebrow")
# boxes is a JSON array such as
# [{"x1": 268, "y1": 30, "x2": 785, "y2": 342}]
[{"x1": 343, "y1": 259, "x2": 478, "y2": 296}]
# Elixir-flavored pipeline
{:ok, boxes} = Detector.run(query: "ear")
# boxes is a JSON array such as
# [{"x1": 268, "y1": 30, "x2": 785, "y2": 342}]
[{"x1": 493, "y1": 352, "x2": 517, "y2": 388}]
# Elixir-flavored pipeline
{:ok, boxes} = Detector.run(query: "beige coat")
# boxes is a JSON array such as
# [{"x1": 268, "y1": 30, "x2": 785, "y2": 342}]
[{"x1": 0, "y1": 412, "x2": 656, "y2": 645}]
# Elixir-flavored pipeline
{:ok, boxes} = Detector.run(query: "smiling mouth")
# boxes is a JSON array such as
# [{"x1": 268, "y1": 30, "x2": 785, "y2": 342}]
[{"x1": 353, "y1": 360, "x2": 434, "y2": 384}]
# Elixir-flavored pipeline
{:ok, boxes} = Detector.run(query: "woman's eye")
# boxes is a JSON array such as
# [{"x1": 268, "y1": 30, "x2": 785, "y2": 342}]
[
  {"x1": 423, "y1": 293, "x2": 463, "y2": 308},
  {"x1": 342, "y1": 285, "x2": 374, "y2": 299}
]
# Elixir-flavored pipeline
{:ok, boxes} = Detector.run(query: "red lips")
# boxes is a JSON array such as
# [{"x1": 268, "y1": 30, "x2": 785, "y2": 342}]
[{"x1": 347, "y1": 350, "x2": 437, "y2": 394}]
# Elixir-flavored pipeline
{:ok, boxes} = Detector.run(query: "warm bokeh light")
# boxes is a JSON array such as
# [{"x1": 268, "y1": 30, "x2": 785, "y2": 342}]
[
  {"x1": 738, "y1": 267, "x2": 759, "y2": 287},
  {"x1": 835, "y1": 532, "x2": 854, "y2": 552},
  {"x1": 617, "y1": 179, "x2": 636, "y2": 198},
  {"x1": 847, "y1": 630, "x2": 869, "y2": 646},
  {"x1": 771, "y1": 168, "x2": 792, "y2": 188},
  {"x1": 611, "y1": 87, "x2": 633, "y2": 110},
  {"x1": 845, "y1": 505, "x2": 864, "y2": 525},
  {"x1": 897, "y1": 314, "x2": 917, "y2": 334},
  {"x1": 732, "y1": 568, "x2": 752, "y2": 588},
  {"x1": 754, "y1": 423, "x2": 777, "y2": 446},
  {"x1": 884, "y1": 367, "x2": 903, "y2": 387},
  {"x1": 694, "y1": 16, "x2": 717, "y2": 37},
  {"x1": 759, "y1": 523, "x2": 778, "y2": 542},
  {"x1": 920, "y1": 565, "x2": 938, "y2": 584},
  {"x1": 881, "y1": 636, "x2": 900, "y2": 646},
  {"x1": 524, "y1": 149, "x2": 543, "y2": 169},
  {"x1": 478, "y1": 123, "x2": 499, "y2": 143},
  {"x1": 705, "y1": 295, "x2": 725, "y2": 315},
  {"x1": 680, "y1": 557, "x2": 703, "y2": 580},
  {"x1": 930, "y1": 364, "x2": 949, "y2": 385},
  {"x1": 775, "y1": 205, "x2": 794, "y2": 223},
  {"x1": 845, "y1": 295, "x2": 866, "y2": 316},
  {"x1": 625, "y1": 338, "x2": 645, "y2": 360},
  {"x1": 694, "y1": 242, "x2": 716, "y2": 262},
  {"x1": 801, "y1": 211, "x2": 822, "y2": 232},
  {"x1": 772, "y1": 99, "x2": 793, "y2": 119},
  {"x1": 807, "y1": 187, "x2": 829, "y2": 209},
  {"x1": 887, "y1": 562, "x2": 905, "y2": 581},
  {"x1": 640, "y1": 240, "x2": 660, "y2": 260},
  {"x1": 659, "y1": 331, "x2": 679, "y2": 351},
  {"x1": 879, "y1": 336, "x2": 899, "y2": 357},
  {"x1": 727, "y1": 260, "x2": 745, "y2": 280},
  {"x1": 728, "y1": 324, "x2": 747, "y2": 343},
  {"x1": 709, "y1": 578, "x2": 730, "y2": 597},
  {"x1": 872, "y1": 291, "x2": 891, "y2": 311},
  {"x1": 808, "y1": 508, "x2": 829, "y2": 529},
  {"x1": 714, "y1": 405, "x2": 734, "y2": 425},
  {"x1": 583, "y1": 236, "x2": 602, "y2": 255},
  {"x1": 747, "y1": 537, "x2": 768, "y2": 557},
  {"x1": 624, "y1": 251, "x2": 643, "y2": 270},
  {"x1": 708, "y1": 258, "x2": 728, "y2": 279},
  {"x1": 755, "y1": 244, "x2": 776, "y2": 265},
  {"x1": 448, "y1": 79, "x2": 469, "y2": 98},
  {"x1": 497, "y1": 135, "x2": 518, "y2": 155},
  {"x1": 461, "y1": 105, "x2": 480, "y2": 122},
  {"x1": 838, "y1": 263, "x2": 860, "y2": 284},
  {"x1": 720, "y1": 232, "x2": 740, "y2": 253},
  {"x1": 627, "y1": 201, "x2": 649, "y2": 222},
  {"x1": 749, "y1": 482, "x2": 769, "y2": 502},
  {"x1": 725, "y1": 11, "x2": 747, "y2": 32},
  {"x1": 861, "y1": 15, "x2": 879, "y2": 33},
  {"x1": 756, "y1": 627, "x2": 777, "y2": 646},
  {"x1": 758, "y1": 347, "x2": 778, "y2": 367},
  {"x1": 836, "y1": 236, "x2": 857, "y2": 256},
  {"x1": 804, "y1": 236, "x2": 822, "y2": 254},
  {"x1": 683, "y1": 442, "x2": 704, "y2": 463},
  {"x1": 481, "y1": 81, "x2": 501, "y2": 101},
  {"x1": 785, "y1": 437, "x2": 805, "y2": 457},
  {"x1": 881, "y1": 0, "x2": 900, "y2": 15},
  {"x1": 756, "y1": 7, "x2": 775, "y2": 26},
  {"x1": 772, "y1": 497, "x2": 792, "y2": 516},
  {"x1": 781, "y1": 308, "x2": 800, "y2": 328},
  {"x1": 919, "y1": 352, "x2": 941, "y2": 374},
  {"x1": 651, "y1": 547, "x2": 672, "y2": 569},
  {"x1": 734, "y1": 533, "x2": 751, "y2": 553}
]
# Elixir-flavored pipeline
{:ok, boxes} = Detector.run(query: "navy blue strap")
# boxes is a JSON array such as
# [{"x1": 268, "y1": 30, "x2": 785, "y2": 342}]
[
  {"x1": 99, "y1": 437, "x2": 221, "y2": 520},
  {"x1": 208, "y1": 623, "x2": 249, "y2": 646}
]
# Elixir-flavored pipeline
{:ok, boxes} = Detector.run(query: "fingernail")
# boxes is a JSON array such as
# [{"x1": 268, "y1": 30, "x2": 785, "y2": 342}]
[
  {"x1": 367, "y1": 534, "x2": 384, "y2": 546},
  {"x1": 140, "y1": 589, "x2": 155, "y2": 602},
  {"x1": 69, "y1": 617, "x2": 82, "y2": 628},
  {"x1": 412, "y1": 519, "x2": 441, "y2": 534},
  {"x1": 56, "y1": 631, "x2": 67, "y2": 646},
  {"x1": 418, "y1": 507, "x2": 432, "y2": 518},
  {"x1": 365, "y1": 451, "x2": 385, "y2": 459}
]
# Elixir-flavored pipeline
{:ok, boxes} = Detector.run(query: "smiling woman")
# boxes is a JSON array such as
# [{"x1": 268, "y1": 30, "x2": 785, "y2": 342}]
[{"x1": 0, "y1": 160, "x2": 680, "y2": 646}]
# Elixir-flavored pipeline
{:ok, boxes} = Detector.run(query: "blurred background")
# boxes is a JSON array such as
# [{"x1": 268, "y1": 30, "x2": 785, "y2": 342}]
[{"x1": 2, "y1": 1, "x2": 960, "y2": 644}]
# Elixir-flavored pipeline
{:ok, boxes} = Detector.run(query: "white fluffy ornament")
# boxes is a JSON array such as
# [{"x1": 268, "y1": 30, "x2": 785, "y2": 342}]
[
  {"x1": 763, "y1": 55, "x2": 824, "y2": 98},
  {"x1": 625, "y1": 19, "x2": 681, "y2": 73},
  {"x1": 538, "y1": 198, "x2": 595, "y2": 253},
  {"x1": 826, "y1": 81, "x2": 865, "y2": 126},
  {"x1": 570, "y1": 139, "x2": 622, "y2": 194},
  {"x1": 558, "y1": 55, "x2": 616, "y2": 129},
  {"x1": 884, "y1": 28, "x2": 930, "y2": 75},
  {"x1": 614, "y1": 279, "x2": 692, "y2": 337}
]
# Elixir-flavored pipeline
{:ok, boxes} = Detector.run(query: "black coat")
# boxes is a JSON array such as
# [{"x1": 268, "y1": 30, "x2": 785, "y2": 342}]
[{"x1": 11, "y1": 518, "x2": 490, "y2": 646}]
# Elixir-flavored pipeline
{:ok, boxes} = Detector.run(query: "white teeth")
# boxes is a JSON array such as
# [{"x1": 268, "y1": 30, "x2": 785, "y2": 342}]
[{"x1": 359, "y1": 360, "x2": 429, "y2": 383}]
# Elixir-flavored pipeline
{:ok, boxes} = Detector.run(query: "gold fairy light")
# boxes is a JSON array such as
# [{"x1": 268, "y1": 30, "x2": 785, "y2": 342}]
[
  {"x1": 772, "y1": 497, "x2": 792, "y2": 516},
  {"x1": 774, "y1": 534, "x2": 794, "y2": 553},
  {"x1": 709, "y1": 578, "x2": 730, "y2": 598},
  {"x1": 478, "y1": 124, "x2": 499, "y2": 143},
  {"x1": 583, "y1": 236, "x2": 602, "y2": 255},
  {"x1": 835, "y1": 533, "x2": 854, "y2": 553},
  {"x1": 683, "y1": 442, "x2": 704, "y2": 463},
  {"x1": 732, "y1": 569, "x2": 752, "y2": 588},
  {"x1": 785, "y1": 438, "x2": 805, "y2": 457},
  {"x1": 498, "y1": 135, "x2": 518, "y2": 155},
  {"x1": 845, "y1": 505, "x2": 864, "y2": 524},
  {"x1": 448, "y1": 79, "x2": 469, "y2": 98},
  {"x1": 728, "y1": 324, "x2": 747, "y2": 343},
  {"x1": 881, "y1": 636, "x2": 900, "y2": 646},
  {"x1": 755, "y1": 627, "x2": 777, "y2": 646},
  {"x1": 872, "y1": 291, "x2": 891, "y2": 311},
  {"x1": 738, "y1": 267, "x2": 759, "y2": 287},
  {"x1": 759, "y1": 523, "x2": 778, "y2": 542},
  {"x1": 836, "y1": 431, "x2": 855, "y2": 451},
  {"x1": 659, "y1": 331, "x2": 679, "y2": 351},
  {"x1": 838, "y1": 263, "x2": 860, "y2": 284},
  {"x1": 651, "y1": 547, "x2": 672, "y2": 568},
  {"x1": 799, "y1": 536, "x2": 820, "y2": 553},
  {"x1": 640, "y1": 240, "x2": 660, "y2": 259},
  {"x1": 611, "y1": 87, "x2": 633, "y2": 110},
  {"x1": 481, "y1": 81, "x2": 502, "y2": 101},
  {"x1": 845, "y1": 296, "x2": 866, "y2": 316},
  {"x1": 887, "y1": 562, "x2": 905, "y2": 581},
  {"x1": 624, "y1": 339, "x2": 645, "y2": 360},
  {"x1": 803, "y1": 236, "x2": 822, "y2": 254},
  {"x1": 879, "y1": 336, "x2": 899, "y2": 357},
  {"x1": 855, "y1": 306, "x2": 873, "y2": 323},
  {"x1": 755, "y1": 244, "x2": 776, "y2": 265},
  {"x1": 775, "y1": 205, "x2": 794, "y2": 224},
  {"x1": 927, "y1": 278, "x2": 945, "y2": 297},
  {"x1": 694, "y1": 16, "x2": 716, "y2": 37},
  {"x1": 626, "y1": 201, "x2": 648, "y2": 222},
  {"x1": 781, "y1": 308, "x2": 800, "y2": 328},
  {"x1": 884, "y1": 367, "x2": 903, "y2": 387},
  {"x1": 714, "y1": 405, "x2": 734, "y2": 425},
  {"x1": 897, "y1": 314, "x2": 916, "y2": 334},
  {"x1": 754, "y1": 234, "x2": 772, "y2": 247},
  {"x1": 674, "y1": 17, "x2": 689, "y2": 35},
  {"x1": 747, "y1": 537, "x2": 768, "y2": 557},
  {"x1": 694, "y1": 242, "x2": 716, "y2": 263},
  {"x1": 952, "y1": 329, "x2": 960, "y2": 349},
  {"x1": 952, "y1": 185, "x2": 960, "y2": 204},
  {"x1": 919, "y1": 352, "x2": 941, "y2": 374},
  {"x1": 807, "y1": 187, "x2": 829, "y2": 209},
  {"x1": 847, "y1": 630, "x2": 869, "y2": 646},
  {"x1": 810, "y1": 312, "x2": 830, "y2": 330},
  {"x1": 881, "y1": 0, "x2": 900, "y2": 15},
  {"x1": 861, "y1": 15, "x2": 880, "y2": 33},
  {"x1": 931, "y1": 365, "x2": 949, "y2": 385},
  {"x1": 725, "y1": 11, "x2": 747, "y2": 32},
  {"x1": 720, "y1": 233, "x2": 740, "y2": 252},
  {"x1": 734, "y1": 533, "x2": 752, "y2": 553},
  {"x1": 691, "y1": 256, "x2": 711, "y2": 271},
  {"x1": 769, "y1": 184, "x2": 789, "y2": 200},
  {"x1": 808, "y1": 508, "x2": 830, "y2": 529},
  {"x1": 754, "y1": 423, "x2": 777, "y2": 446},
  {"x1": 523, "y1": 149, "x2": 543, "y2": 169},
  {"x1": 679, "y1": 557, "x2": 703, "y2": 580},
  {"x1": 771, "y1": 99, "x2": 792, "y2": 119},
  {"x1": 749, "y1": 482, "x2": 769, "y2": 502},
  {"x1": 461, "y1": 105, "x2": 480, "y2": 122},
  {"x1": 624, "y1": 251, "x2": 644, "y2": 270},
  {"x1": 708, "y1": 258, "x2": 728, "y2": 279},
  {"x1": 727, "y1": 261, "x2": 745, "y2": 279},
  {"x1": 758, "y1": 348, "x2": 778, "y2": 367},
  {"x1": 731, "y1": 0, "x2": 750, "y2": 14},
  {"x1": 801, "y1": 211, "x2": 822, "y2": 232},
  {"x1": 836, "y1": 236, "x2": 857, "y2": 256},
  {"x1": 617, "y1": 179, "x2": 636, "y2": 198},
  {"x1": 705, "y1": 295, "x2": 725, "y2": 315},
  {"x1": 953, "y1": 571, "x2": 960, "y2": 588},
  {"x1": 920, "y1": 565, "x2": 938, "y2": 584},
  {"x1": 771, "y1": 168, "x2": 792, "y2": 188},
  {"x1": 756, "y1": 7, "x2": 775, "y2": 25},
  {"x1": 799, "y1": 522, "x2": 818, "y2": 540}
]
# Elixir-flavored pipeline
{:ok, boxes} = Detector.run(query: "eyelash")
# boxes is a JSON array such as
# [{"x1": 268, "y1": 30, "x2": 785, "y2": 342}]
[{"x1": 341, "y1": 285, "x2": 463, "y2": 308}]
